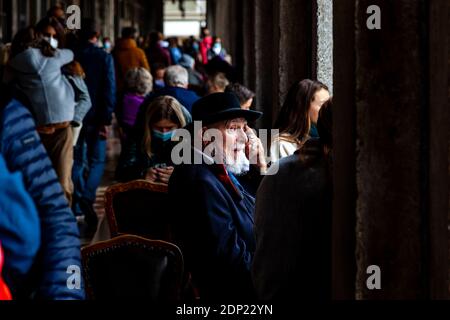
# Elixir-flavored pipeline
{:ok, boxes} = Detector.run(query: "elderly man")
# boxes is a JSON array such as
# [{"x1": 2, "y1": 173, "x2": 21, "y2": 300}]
[
  {"x1": 143, "y1": 65, "x2": 200, "y2": 114},
  {"x1": 169, "y1": 92, "x2": 266, "y2": 301}
]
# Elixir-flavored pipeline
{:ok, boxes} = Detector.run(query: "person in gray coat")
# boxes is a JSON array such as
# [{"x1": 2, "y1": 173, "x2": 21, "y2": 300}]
[
  {"x1": 6, "y1": 23, "x2": 82, "y2": 205},
  {"x1": 252, "y1": 98, "x2": 333, "y2": 301},
  {"x1": 7, "y1": 26, "x2": 76, "y2": 128}
]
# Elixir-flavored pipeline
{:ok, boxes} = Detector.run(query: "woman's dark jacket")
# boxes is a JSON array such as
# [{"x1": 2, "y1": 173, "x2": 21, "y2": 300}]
[{"x1": 252, "y1": 138, "x2": 332, "y2": 301}]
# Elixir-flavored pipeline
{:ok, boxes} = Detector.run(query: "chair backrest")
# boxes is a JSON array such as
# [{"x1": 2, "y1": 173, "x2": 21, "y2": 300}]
[
  {"x1": 81, "y1": 235, "x2": 184, "y2": 300},
  {"x1": 105, "y1": 180, "x2": 171, "y2": 240}
]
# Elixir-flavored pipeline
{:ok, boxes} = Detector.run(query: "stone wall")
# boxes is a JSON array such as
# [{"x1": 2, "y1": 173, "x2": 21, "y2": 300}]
[
  {"x1": 332, "y1": 0, "x2": 357, "y2": 299},
  {"x1": 333, "y1": 0, "x2": 449, "y2": 300},
  {"x1": 448, "y1": 0, "x2": 450, "y2": 297},
  {"x1": 355, "y1": 0, "x2": 424, "y2": 299}
]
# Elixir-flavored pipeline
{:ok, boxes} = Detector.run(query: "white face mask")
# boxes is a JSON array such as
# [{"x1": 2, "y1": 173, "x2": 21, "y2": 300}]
[{"x1": 44, "y1": 36, "x2": 59, "y2": 49}]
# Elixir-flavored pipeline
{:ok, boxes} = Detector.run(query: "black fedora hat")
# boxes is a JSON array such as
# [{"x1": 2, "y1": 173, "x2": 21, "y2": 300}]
[{"x1": 192, "y1": 92, "x2": 262, "y2": 125}]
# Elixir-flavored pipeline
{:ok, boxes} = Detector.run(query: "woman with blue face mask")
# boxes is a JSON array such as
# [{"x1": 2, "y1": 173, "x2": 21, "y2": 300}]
[
  {"x1": 207, "y1": 37, "x2": 227, "y2": 62},
  {"x1": 116, "y1": 96, "x2": 188, "y2": 184},
  {"x1": 103, "y1": 37, "x2": 113, "y2": 53}
]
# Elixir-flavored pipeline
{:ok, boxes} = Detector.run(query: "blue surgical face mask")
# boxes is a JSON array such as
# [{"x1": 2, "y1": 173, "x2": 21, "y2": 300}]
[
  {"x1": 152, "y1": 130, "x2": 175, "y2": 142},
  {"x1": 213, "y1": 43, "x2": 222, "y2": 54}
]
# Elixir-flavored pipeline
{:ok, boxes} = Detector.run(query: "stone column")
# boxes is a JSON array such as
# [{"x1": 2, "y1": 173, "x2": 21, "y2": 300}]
[
  {"x1": 256, "y1": 0, "x2": 314, "y2": 127},
  {"x1": 332, "y1": 0, "x2": 357, "y2": 300},
  {"x1": 334, "y1": 0, "x2": 449, "y2": 299},
  {"x1": 206, "y1": 0, "x2": 215, "y2": 34},
  {"x1": 315, "y1": 0, "x2": 333, "y2": 93},
  {"x1": 93, "y1": 1, "x2": 101, "y2": 35},
  {"x1": 253, "y1": 0, "x2": 276, "y2": 129},
  {"x1": 0, "y1": 0, "x2": 4, "y2": 42},
  {"x1": 448, "y1": 5, "x2": 450, "y2": 283},
  {"x1": 10, "y1": 0, "x2": 18, "y2": 39},
  {"x1": 142, "y1": 0, "x2": 163, "y2": 35},
  {"x1": 242, "y1": 0, "x2": 256, "y2": 92},
  {"x1": 114, "y1": 0, "x2": 121, "y2": 40},
  {"x1": 29, "y1": 0, "x2": 42, "y2": 26},
  {"x1": 428, "y1": 0, "x2": 450, "y2": 299},
  {"x1": 229, "y1": 0, "x2": 243, "y2": 80},
  {"x1": 275, "y1": 0, "x2": 313, "y2": 111},
  {"x1": 105, "y1": 0, "x2": 115, "y2": 39},
  {"x1": 209, "y1": 0, "x2": 231, "y2": 59}
]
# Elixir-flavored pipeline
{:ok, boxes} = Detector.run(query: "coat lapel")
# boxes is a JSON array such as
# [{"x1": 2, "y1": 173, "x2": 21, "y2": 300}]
[{"x1": 210, "y1": 163, "x2": 244, "y2": 202}]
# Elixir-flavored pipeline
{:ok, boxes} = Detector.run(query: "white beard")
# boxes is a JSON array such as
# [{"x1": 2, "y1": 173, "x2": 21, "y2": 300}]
[{"x1": 225, "y1": 149, "x2": 250, "y2": 176}]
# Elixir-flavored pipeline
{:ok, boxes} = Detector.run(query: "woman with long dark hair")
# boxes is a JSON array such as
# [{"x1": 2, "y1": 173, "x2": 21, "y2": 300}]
[{"x1": 270, "y1": 79, "x2": 330, "y2": 163}]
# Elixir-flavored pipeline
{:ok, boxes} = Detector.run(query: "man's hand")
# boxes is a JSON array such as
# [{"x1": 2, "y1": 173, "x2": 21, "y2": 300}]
[{"x1": 245, "y1": 125, "x2": 268, "y2": 174}]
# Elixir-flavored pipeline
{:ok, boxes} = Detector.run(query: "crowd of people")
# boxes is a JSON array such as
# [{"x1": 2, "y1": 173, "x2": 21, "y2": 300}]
[{"x1": 0, "y1": 4, "x2": 333, "y2": 301}]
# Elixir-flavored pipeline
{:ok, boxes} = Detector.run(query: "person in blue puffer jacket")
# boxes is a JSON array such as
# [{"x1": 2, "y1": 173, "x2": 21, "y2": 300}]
[
  {"x1": 0, "y1": 89, "x2": 85, "y2": 300},
  {"x1": 0, "y1": 153, "x2": 40, "y2": 298}
]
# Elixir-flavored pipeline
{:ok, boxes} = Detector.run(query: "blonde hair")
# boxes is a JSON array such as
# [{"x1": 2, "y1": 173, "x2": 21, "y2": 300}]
[
  {"x1": 209, "y1": 72, "x2": 230, "y2": 92},
  {"x1": 142, "y1": 96, "x2": 187, "y2": 158},
  {"x1": 125, "y1": 67, "x2": 153, "y2": 95}
]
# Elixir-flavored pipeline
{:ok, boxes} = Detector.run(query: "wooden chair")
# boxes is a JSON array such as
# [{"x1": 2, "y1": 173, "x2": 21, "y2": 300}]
[
  {"x1": 81, "y1": 235, "x2": 184, "y2": 300},
  {"x1": 104, "y1": 180, "x2": 171, "y2": 241}
]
